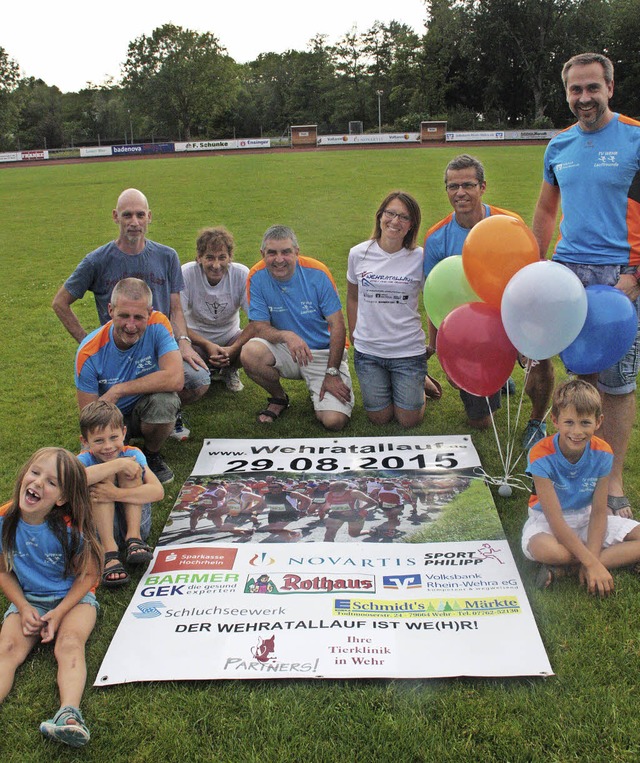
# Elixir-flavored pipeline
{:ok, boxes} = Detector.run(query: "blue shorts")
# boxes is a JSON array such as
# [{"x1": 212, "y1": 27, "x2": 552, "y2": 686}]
[
  {"x1": 354, "y1": 350, "x2": 427, "y2": 412},
  {"x1": 3, "y1": 591, "x2": 99, "y2": 622},
  {"x1": 559, "y1": 262, "x2": 640, "y2": 394}
]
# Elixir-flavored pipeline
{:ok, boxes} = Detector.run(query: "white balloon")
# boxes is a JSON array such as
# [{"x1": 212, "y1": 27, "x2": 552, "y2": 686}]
[{"x1": 500, "y1": 261, "x2": 587, "y2": 359}]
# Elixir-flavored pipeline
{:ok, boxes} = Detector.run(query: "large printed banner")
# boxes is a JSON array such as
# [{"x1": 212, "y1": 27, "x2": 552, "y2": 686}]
[{"x1": 96, "y1": 436, "x2": 552, "y2": 685}]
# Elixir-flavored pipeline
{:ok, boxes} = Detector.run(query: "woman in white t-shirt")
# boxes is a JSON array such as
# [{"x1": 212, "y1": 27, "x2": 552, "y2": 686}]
[{"x1": 347, "y1": 191, "x2": 437, "y2": 427}]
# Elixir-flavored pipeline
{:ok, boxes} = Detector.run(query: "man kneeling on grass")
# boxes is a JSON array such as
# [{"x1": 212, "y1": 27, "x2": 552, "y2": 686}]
[
  {"x1": 241, "y1": 225, "x2": 353, "y2": 431},
  {"x1": 523, "y1": 379, "x2": 640, "y2": 595}
]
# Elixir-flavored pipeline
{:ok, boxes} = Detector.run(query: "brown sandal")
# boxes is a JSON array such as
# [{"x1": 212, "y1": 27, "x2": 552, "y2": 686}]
[{"x1": 425, "y1": 374, "x2": 443, "y2": 400}]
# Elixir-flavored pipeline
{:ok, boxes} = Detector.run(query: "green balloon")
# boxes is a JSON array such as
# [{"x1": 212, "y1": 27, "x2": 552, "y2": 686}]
[{"x1": 423, "y1": 255, "x2": 481, "y2": 328}]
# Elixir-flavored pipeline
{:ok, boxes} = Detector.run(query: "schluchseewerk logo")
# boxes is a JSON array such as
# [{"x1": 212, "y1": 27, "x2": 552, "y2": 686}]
[{"x1": 132, "y1": 601, "x2": 166, "y2": 619}]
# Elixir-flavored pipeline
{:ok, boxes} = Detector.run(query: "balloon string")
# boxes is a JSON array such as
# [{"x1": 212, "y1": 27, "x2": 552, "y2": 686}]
[
  {"x1": 483, "y1": 358, "x2": 553, "y2": 486},
  {"x1": 486, "y1": 363, "x2": 527, "y2": 480},
  {"x1": 469, "y1": 467, "x2": 531, "y2": 492},
  {"x1": 508, "y1": 402, "x2": 553, "y2": 476},
  {"x1": 487, "y1": 399, "x2": 508, "y2": 476},
  {"x1": 503, "y1": 359, "x2": 531, "y2": 475}
]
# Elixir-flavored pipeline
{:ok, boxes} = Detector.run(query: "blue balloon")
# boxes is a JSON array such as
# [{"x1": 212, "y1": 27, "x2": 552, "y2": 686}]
[{"x1": 560, "y1": 285, "x2": 638, "y2": 374}]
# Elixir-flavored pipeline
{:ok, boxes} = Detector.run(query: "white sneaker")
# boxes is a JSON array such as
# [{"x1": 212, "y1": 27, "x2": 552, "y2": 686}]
[
  {"x1": 221, "y1": 368, "x2": 244, "y2": 392},
  {"x1": 170, "y1": 412, "x2": 190, "y2": 441}
]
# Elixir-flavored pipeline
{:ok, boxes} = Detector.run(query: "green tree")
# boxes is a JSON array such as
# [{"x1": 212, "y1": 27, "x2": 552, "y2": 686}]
[
  {"x1": 15, "y1": 78, "x2": 64, "y2": 149},
  {"x1": 422, "y1": 0, "x2": 478, "y2": 119},
  {"x1": 467, "y1": 0, "x2": 580, "y2": 124},
  {"x1": 383, "y1": 22, "x2": 427, "y2": 124},
  {"x1": 0, "y1": 46, "x2": 20, "y2": 149},
  {"x1": 607, "y1": 0, "x2": 640, "y2": 118},
  {"x1": 429, "y1": 0, "x2": 626, "y2": 127},
  {"x1": 240, "y1": 38, "x2": 338, "y2": 136},
  {"x1": 84, "y1": 81, "x2": 130, "y2": 144},
  {"x1": 331, "y1": 26, "x2": 369, "y2": 129},
  {"x1": 122, "y1": 24, "x2": 241, "y2": 140}
]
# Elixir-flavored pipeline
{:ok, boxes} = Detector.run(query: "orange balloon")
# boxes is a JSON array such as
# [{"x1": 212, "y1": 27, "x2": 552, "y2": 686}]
[{"x1": 462, "y1": 216, "x2": 538, "y2": 308}]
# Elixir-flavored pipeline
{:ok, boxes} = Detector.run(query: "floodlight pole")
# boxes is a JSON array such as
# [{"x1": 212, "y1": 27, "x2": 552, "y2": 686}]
[{"x1": 376, "y1": 90, "x2": 383, "y2": 134}]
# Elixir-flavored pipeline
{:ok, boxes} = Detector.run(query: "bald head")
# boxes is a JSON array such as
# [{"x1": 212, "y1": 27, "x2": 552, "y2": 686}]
[
  {"x1": 116, "y1": 188, "x2": 149, "y2": 210},
  {"x1": 113, "y1": 188, "x2": 151, "y2": 253}
]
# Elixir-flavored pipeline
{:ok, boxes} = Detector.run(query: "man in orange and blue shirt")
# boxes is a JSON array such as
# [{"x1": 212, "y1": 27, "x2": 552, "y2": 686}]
[
  {"x1": 533, "y1": 52, "x2": 640, "y2": 518},
  {"x1": 424, "y1": 154, "x2": 553, "y2": 437},
  {"x1": 74, "y1": 278, "x2": 184, "y2": 484},
  {"x1": 241, "y1": 225, "x2": 353, "y2": 431}
]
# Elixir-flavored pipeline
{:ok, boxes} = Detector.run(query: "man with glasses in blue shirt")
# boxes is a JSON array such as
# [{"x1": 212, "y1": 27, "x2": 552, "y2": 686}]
[{"x1": 424, "y1": 154, "x2": 553, "y2": 438}]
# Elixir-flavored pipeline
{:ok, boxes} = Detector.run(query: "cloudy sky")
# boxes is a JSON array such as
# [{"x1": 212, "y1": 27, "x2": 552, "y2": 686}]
[{"x1": 4, "y1": 1, "x2": 428, "y2": 92}]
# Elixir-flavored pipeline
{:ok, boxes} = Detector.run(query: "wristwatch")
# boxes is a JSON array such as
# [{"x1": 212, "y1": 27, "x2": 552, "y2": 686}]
[
  {"x1": 325, "y1": 367, "x2": 340, "y2": 377},
  {"x1": 177, "y1": 335, "x2": 192, "y2": 343}
]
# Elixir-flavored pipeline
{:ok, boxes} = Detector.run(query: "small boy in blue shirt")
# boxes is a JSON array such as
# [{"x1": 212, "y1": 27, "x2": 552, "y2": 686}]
[
  {"x1": 77, "y1": 401, "x2": 164, "y2": 588},
  {"x1": 522, "y1": 379, "x2": 640, "y2": 595}
]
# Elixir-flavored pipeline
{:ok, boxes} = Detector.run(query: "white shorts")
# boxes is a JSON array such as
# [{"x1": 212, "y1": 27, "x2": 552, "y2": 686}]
[
  {"x1": 521, "y1": 505, "x2": 639, "y2": 561},
  {"x1": 248, "y1": 339, "x2": 354, "y2": 416}
]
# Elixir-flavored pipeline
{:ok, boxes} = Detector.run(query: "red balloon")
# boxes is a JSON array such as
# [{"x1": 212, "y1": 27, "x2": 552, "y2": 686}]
[
  {"x1": 437, "y1": 303, "x2": 518, "y2": 397},
  {"x1": 462, "y1": 215, "x2": 538, "y2": 308}
]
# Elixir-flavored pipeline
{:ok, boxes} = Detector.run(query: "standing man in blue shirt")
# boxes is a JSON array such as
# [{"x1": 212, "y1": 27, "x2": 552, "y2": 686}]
[{"x1": 532, "y1": 52, "x2": 640, "y2": 518}]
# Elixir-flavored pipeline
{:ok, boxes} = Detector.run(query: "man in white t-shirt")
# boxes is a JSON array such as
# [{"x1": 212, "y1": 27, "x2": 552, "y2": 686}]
[{"x1": 181, "y1": 226, "x2": 255, "y2": 392}]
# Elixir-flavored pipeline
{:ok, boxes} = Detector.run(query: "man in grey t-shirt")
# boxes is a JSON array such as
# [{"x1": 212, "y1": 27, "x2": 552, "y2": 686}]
[{"x1": 52, "y1": 188, "x2": 210, "y2": 437}]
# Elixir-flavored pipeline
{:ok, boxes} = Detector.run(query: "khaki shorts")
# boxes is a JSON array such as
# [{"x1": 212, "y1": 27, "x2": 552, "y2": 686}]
[
  {"x1": 125, "y1": 392, "x2": 181, "y2": 432},
  {"x1": 248, "y1": 339, "x2": 354, "y2": 416}
]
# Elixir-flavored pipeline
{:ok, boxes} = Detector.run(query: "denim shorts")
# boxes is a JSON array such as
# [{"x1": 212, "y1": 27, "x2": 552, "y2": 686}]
[
  {"x1": 4, "y1": 591, "x2": 99, "y2": 622},
  {"x1": 354, "y1": 350, "x2": 427, "y2": 412},
  {"x1": 183, "y1": 361, "x2": 212, "y2": 391},
  {"x1": 560, "y1": 262, "x2": 640, "y2": 394}
]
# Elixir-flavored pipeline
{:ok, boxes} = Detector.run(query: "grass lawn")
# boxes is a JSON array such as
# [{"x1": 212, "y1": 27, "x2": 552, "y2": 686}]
[{"x1": 1, "y1": 146, "x2": 640, "y2": 762}]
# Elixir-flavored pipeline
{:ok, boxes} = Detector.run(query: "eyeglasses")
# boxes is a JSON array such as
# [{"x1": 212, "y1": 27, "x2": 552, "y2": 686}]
[
  {"x1": 446, "y1": 182, "x2": 480, "y2": 192},
  {"x1": 382, "y1": 209, "x2": 411, "y2": 223}
]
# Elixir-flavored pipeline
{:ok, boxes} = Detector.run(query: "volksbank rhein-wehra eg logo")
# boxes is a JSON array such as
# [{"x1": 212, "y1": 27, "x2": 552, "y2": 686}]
[
  {"x1": 133, "y1": 601, "x2": 166, "y2": 619},
  {"x1": 382, "y1": 574, "x2": 422, "y2": 590}
]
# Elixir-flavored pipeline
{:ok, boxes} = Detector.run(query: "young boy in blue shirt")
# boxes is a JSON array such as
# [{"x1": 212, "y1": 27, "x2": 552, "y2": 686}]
[
  {"x1": 77, "y1": 401, "x2": 164, "y2": 588},
  {"x1": 522, "y1": 379, "x2": 640, "y2": 595}
]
